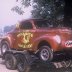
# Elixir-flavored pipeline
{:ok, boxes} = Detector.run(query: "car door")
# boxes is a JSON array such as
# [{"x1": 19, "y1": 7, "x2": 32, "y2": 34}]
[{"x1": 15, "y1": 21, "x2": 36, "y2": 49}]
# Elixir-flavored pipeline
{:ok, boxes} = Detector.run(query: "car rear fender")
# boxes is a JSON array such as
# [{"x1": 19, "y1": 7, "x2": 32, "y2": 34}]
[{"x1": 33, "y1": 35, "x2": 61, "y2": 52}]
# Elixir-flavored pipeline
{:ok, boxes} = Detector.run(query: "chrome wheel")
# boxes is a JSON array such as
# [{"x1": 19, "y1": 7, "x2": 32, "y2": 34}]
[
  {"x1": 39, "y1": 46, "x2": 53, "y2": 63},
  {"x1": 0, "y1": 48, "x2": 1, "y2": 56},
  {"x1": 2, "y1": 44, "x2": 8, "y2": 54},
  {"x1": 40, "y1": 48, "x2": 49, "y2": 61},
  {"x1": 1, "y1": 41, "x2": 9, "y2": 56}
]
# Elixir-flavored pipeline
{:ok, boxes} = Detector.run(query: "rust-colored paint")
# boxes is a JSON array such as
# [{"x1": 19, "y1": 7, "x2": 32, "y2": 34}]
[{"x1": 2, "y1": 19, "x2": 72, "y2": 52}]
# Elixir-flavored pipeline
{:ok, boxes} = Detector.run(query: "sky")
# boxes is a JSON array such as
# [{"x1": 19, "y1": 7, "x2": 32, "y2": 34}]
[{"x1": 0, "y1": 0, "x2": 32, "y2": 29}]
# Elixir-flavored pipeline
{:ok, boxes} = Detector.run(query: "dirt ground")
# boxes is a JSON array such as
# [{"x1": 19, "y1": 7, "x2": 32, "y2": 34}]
[
  {"x1": 0, "y1": 58, "x2": 72, "y2": 72},
  {"x1": 0, "y1": 58, "x2": 17, "y2": 72}
]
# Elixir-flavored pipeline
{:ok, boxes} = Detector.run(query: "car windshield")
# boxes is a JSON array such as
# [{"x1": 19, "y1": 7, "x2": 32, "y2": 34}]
[{"x1": 34, "y1": 20, "x2": 53, "y2": 28}]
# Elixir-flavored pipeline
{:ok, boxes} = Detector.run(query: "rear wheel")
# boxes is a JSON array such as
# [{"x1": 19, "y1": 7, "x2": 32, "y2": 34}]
[
  {"x1": 5, "y1": 53, "x2": 17, "y2": 70},
  {"x1": 39, "y1": 46, "x2": 53, "y2": 63}
]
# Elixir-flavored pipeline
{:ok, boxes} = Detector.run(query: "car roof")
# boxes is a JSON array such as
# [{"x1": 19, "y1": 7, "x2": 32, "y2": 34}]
[{"x1": 19, "y1": 18, "x2": 49, "y2": 23}]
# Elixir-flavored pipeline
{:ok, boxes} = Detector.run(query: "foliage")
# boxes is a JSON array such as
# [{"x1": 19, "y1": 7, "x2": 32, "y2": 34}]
[
  {"x1": 11, "y1": 6, "x2": 24, "y2": 15},
  {"x1": 12, "y1": 0, "x2": 65, "y2": 27}
]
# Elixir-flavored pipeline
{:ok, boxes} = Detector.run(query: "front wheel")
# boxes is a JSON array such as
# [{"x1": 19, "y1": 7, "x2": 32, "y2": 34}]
[
  {"x1": 39, "y1": 46, "x2": 53, "y2": 63},
  {"x1": 16, "y1": 54, "x2": 30, "y2": 72},
  {"x1": 1, "y1": 41, "x2": 9, "y2": 56},
  {"x1": 5, "y1": 53, "x2": 17, "y2": 70}
]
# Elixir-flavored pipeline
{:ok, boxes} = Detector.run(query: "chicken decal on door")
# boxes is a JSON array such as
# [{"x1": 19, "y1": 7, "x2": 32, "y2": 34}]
[{"x1": 17, "y1": 32, "x2": 33, "y2": 48}]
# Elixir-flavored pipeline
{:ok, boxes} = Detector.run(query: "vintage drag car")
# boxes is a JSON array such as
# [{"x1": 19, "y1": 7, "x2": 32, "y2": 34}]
[{"x1": 1, "y1": 19, "x2": 72, "y2": 72}]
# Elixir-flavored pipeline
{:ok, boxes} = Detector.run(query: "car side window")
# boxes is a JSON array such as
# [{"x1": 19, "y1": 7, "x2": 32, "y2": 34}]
[{"x1": 20, "y1": 21, "x2": 33, "y2": 29}]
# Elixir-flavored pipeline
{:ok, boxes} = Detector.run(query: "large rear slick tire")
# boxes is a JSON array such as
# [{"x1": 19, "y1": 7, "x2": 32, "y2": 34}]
[{"x1": 39, "y1": 46, "x2": 53, "y2": 64}]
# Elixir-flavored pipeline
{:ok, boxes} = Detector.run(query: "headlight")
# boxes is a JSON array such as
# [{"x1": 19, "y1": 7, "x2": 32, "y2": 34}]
[{"x1": 53, "y1": 35, "x2": 61, "y2": 44}]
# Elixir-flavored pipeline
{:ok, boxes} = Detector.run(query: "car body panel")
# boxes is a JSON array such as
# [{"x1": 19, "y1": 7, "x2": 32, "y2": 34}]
[{"x1": 1, "y1": 19, "x2": 72, "y2": 52}]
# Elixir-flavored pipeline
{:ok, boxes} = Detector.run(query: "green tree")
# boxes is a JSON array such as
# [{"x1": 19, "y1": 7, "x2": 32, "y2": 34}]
[{"x1": 12, "y1": 0, "x2": 65, "y2": 27}]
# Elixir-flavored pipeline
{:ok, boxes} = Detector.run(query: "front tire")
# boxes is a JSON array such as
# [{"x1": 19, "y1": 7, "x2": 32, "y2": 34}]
[
  {"x1": 1, "y1": 41, "x2": 9, "y2": 56},
  {"x1": 16, "y1": 54, "x2": 30, "y2": 72},
  {"x1": 5, "y1": 53, "x2": 17, "y2": 70},
  {"x1": 39, "y1": 46, "x2": 53, "y2": 63}
]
